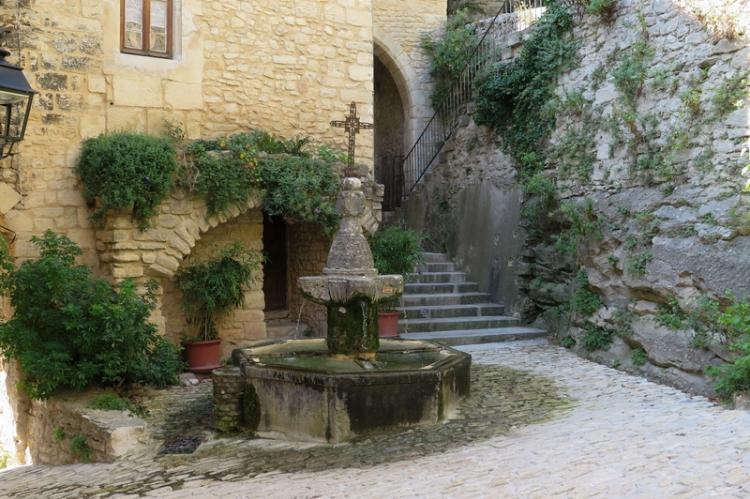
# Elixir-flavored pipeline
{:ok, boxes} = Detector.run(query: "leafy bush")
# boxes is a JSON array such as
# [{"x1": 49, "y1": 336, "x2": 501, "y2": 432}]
[
  {"x1": 631, "y1": 348, "x2": 648, "y2": 366},
  {"x1": 475, "y1": 3, "x2": 577, "y2": 182},
  {"x1": 421, "y1": 9, "x2": 478, "y2": 108},
  {"x1": 77, "y1": 132, "x2": 179, "y2": 229},
  {"x1": 612, "y1": 39, "x2": 654, "y2": 107},
  {"x1": 560, "y1": 336, "x2": 576, "y2": 349},
  {"x1": 176, "y1": 243, "x2": 262, "y2": 342},
  {"x1": 70, "y1": 434, "x2": 91, "y2": 462},
  {"x1": 369, "y1": 226, "x2": 424, "y2": 276},
  {"x1": 657, "y1": 298, "x2": 688, "y2": 330},
  {"x1": 713, "y1": 71, "x2": 749, "y2": 117},
  {"x1": 580, "y1": 323, "x2": 613, "y2": 352},
  {"x1": 572, "y1": 270, "x2": 602, "y2": 317},
  {"x1": 185, "y1": 132, "x2": 342, "y2": 232},
  {"x1": 586, "y1": 0, "x2": 617, "y2": 21},
  {"x1": 0, "y1": 231, "x2": 182, "y2": 399},
  {"x1": 256, "y1": 155, "x2": 341, "y2": 233}
]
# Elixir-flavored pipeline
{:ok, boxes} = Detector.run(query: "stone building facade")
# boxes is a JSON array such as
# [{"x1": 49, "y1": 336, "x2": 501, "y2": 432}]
[{"x1": 0, "y1": 0, "x2": 446, "y2": 465}]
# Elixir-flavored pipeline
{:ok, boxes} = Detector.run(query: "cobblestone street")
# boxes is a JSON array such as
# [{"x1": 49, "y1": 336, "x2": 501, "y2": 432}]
[{"x1": 2, "y1": 340, "x2": 750, "y2": 498}]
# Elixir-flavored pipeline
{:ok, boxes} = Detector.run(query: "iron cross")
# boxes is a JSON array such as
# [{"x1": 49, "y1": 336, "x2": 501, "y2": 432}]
[{"x1": 330, "y1": 102, "x2": 373, "y2": 177}]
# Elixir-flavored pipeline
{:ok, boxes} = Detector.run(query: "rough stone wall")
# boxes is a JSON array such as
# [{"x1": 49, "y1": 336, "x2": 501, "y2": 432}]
[
  {"x1": 0, "y1": 0, "x2": 376, "y2": 269},
  {"x1": 25, "y1": 394, "x2": 147, "y2": 465},
  {"x1": 161, "y1": 210, "x2": 265, "y2": 358},
  {"x1": 374, "y1": 0, "x2": 447, "y2": 147},
  {"x1": 406, "y1": 0, "x2": 750, "y2": 395}
]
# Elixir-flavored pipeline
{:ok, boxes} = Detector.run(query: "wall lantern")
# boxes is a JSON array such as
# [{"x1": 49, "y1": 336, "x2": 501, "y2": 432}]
[{"x1": 0, "y1": 48, "x2": 36, "y2": 160}]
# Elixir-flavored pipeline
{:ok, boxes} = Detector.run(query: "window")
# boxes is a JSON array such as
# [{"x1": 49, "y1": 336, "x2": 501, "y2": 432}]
[{"x1": 121, "y1": 0, "x2": 173, "y2": 58}]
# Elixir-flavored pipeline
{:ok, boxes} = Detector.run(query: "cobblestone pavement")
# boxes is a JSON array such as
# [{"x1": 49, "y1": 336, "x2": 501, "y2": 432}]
[{"x1": 2, "y1": 340, "x2": 750, "y2": 498}]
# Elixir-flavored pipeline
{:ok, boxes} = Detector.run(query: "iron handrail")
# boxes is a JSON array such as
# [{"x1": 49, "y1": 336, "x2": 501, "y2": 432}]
[{"x1": 401, "y1": 0, "x2": 546, "y2": 199}]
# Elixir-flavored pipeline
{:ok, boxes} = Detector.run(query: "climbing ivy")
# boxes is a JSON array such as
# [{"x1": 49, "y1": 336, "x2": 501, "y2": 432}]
[{"x1": 474, "y1": 3, "x2": 578, "y2": 183}]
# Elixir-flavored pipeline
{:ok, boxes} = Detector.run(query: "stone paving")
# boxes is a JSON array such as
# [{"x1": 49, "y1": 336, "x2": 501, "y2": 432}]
[{"x1": 2, "y1": 340, "x2": 750, "y2": 498}]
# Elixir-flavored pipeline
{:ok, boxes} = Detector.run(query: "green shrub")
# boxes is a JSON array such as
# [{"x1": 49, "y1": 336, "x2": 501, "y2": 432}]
[
  {"x1": 88, "y1": 393, "x2": 144, "y2": 417},
  {"x1": 580, "y1": 324, "x2": 613, "y2": 352},
  {"x1": 256, "y1": 155, "x2": 341, "y2": 233},
  {"x1": 560, "y1": 336, "x2": 576, "y2": 349},
  {"x1": 475, "y1": 3, "x2": 577, "y2": 182},
  {"x1": 572, "y1": 270, "x2": 602, "y2": 317},
  {"x1": 185, "y1": 132, "x2": 342, "y2": 232},
  {"x1": 0, "y1": 231, "x2": 182, "y2": 399},
  {"x1": 421, "y1": 9, "x2": 478, "y2": 108},
  {"x1": 631, "y1": 348, "x2": 648, "y2": 366},
  {"x1": 586, "y1": 0, "x2": 617, "y2": 21},
  {"x1": 52, "y1": 427, "x2": 66, "y2": 443},
  {"x1": 76, "y1": 132, "x2": 178, "y2": 229},
  {"x1": 612, "y1": 39, "x2": 653, "y2": 107},
  {"x1": 176, "y1": 242, "x2": 262, "y2": 342},
  {"x1": 369, "y1": 226, "x2": 424, "y2": 276},
  {"x1": 70, "y1": 434, "x2": 91, "y2": 462},
  {"x1": 657, "y1": 298, "x2": 687, "y2": 330},
  {"x1": 712, "y1": 71, "x2": 749, "y2": 117}
]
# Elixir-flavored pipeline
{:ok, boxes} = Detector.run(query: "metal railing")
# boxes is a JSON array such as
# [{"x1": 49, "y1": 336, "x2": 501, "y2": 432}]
[{"x1": 401, "y1": 0, "x2": 547, "y2": 199}]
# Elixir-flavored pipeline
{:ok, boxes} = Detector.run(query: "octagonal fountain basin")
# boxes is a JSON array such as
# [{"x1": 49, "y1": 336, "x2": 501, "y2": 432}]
[{"x1": 230, "y1": 338, "x2": 471, "y2": 443}]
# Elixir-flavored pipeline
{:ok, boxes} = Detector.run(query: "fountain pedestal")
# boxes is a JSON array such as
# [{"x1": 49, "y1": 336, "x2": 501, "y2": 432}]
[{"x1": 218, "y1": 176, "x2": 472, "y2": 442}]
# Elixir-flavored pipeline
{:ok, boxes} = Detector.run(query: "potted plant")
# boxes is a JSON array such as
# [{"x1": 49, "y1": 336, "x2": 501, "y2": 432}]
[
  {"x1": 175, "y1": 242, "x2": 262, "y2": 373},
  {"x1": 369, "y1": 226, "x2": 424, "y2": 338}
]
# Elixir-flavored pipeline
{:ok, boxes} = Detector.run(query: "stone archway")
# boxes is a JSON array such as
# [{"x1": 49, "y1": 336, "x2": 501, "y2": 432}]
[{"x1": 374, "y1": 55, "x2": 406, "y2": 211}]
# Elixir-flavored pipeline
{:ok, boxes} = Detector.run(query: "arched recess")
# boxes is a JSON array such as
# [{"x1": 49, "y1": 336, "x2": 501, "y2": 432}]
[
  {"x1": 373, "y1": 31, "x2": 422, "y2": 209},
  {"x1": 373, "y1": 29, "x2": 425, "y2": 148}
]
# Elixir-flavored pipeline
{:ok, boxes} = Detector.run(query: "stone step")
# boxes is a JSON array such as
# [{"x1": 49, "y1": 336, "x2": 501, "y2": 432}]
[
  {"x1": 398, "y1": 315, "x2": 520, "y2": 334},
  {"x1": 399, "y1": 327, "x2": 547, "y2": 346},
  {"x1": 401, "y1": 292, "x2": 493, "y2": 306},
  {"x1": 423, "y1": 262, "x2": 456, "y2": 272},
  {"x1": 405, "y1": 272, "x2": 467, "y2": 284},
  {"x1": 398, "y1": 303, "x2": 505, "y2": 320},
  {"x1": 404, "y1": 282, "x2": 480, "y2": 294},
  {"x1": 422, "y1": 252, "x2": 451, "y2": 263}
]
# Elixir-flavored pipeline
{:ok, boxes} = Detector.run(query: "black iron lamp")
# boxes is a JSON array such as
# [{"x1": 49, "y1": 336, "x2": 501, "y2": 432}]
[{"x1": 0, "y1": 47, "x2": 35, "y2": 159}]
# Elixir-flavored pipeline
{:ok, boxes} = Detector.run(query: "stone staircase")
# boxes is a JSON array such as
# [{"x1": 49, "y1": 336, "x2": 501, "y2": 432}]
[{"x1": 398, "y1": 252, "x2": 545, "y2": 346}]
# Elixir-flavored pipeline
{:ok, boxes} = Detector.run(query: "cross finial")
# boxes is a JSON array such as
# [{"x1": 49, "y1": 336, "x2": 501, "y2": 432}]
[{"x1": 330, "y1": 102, "x2": 373, "y2": 177}]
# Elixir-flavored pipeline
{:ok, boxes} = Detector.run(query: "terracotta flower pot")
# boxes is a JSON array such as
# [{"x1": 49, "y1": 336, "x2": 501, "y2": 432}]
[
  {"x1": 378, "y1": 311, "x2": 401, "y2": 338},
  {"x1": 184, "y1": 339, "x2": 222, "y2": 373}
]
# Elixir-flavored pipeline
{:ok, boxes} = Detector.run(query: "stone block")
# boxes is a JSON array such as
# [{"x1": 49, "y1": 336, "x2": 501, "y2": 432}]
[
  {"x1": 87, "y1": 75, "x2": 106, "y2": 93},
  {"x1": 164, "y1": 82, "x2": 204, "y2": 110},
  {"x1": 0, "y1": 184, "x2": 21, "y2": 214},
  {"x1": 113, "y1": 76, "x2": 162, "y2": 108},
  {"x1": 106, "y1": 107, "x2": 147, "y2": 132}
]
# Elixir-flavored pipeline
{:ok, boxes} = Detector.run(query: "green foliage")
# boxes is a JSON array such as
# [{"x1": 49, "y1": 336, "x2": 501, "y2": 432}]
[
  {"x1": 521, "y1": 174, "x2": 559, "y2": 232},
  {"x1": 554, "y1": 199, "x2": 602, "y2": 256},
  {"x1": 421, "y1": 9, "x2": 478, "y2": 108},
  {"x1": 572, "y1": 270, "x2": 602, "y2": 317},
  {"x1": 176, "y1": 242, "x2": 262, "y2": 342},
  {"x1": 52, "y1": 427, "x2": 66, "y2": 443},
  {"x1": 185, "y1": 132, "x2": 342, "y2": 232},
  {"x1": 475, "y1": 3, "x2": 578, "y2": 182},
  {"x1": 712, "y1": 71, "x2": 749, "y2": 117},
  {"x1": 631, "y1": 348, "x2": 648, "y2": 366},
  {"x1": 580, "y1": 323, "x2": 613, "y2": 352},
  {"x1": 560, "y1": 336, "x2": 576, "y2": 349},
  {"x1": 76, "y1": 132, "x2": 179, "y2": 229},
  {"x1": 550, "y1": 125, "x2": 597, "y2": 183},
  {"x1": 70, "y1": 434, "x2": 91, "y2": 462},
  {"x1": 657, "y1": 297, "x2": 688, "y2": 330},
  {"x1": 586, "y1": 0, "x2": 617, "y2": 21},
  {"x1": 88, "y1": 393, "x2": 144, "y2": 416},
  {"x1": 608, "y1": 254, "x2": 620, "y2": 267},
  {"x1": 369, "y1": 226, "x2": 424, "y2": 276},
  {"x1": 612, "y1": 39, "x2": 654, "y2": 107},
  {"x1": 703, "y1": 295, "x2": 750, "y2": 398},
  {"x1": 626, "y1": 251, "x2": 652, "y2": 276},
  {"x1": 255, "y1": 155, "x2": 341, "y2": 233},
  {"x1": 681, "y1": 88, "x2": 703, "y2": 117},
  {"x1": 0, "y1": 231, "x2": 181, "y2": 399}
]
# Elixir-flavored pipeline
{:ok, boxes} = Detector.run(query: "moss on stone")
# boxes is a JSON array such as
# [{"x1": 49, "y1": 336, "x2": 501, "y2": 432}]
[
  {"x1": 326, "y1": 296, "x2": 380, "y2": 356},
  {"x1": 241, "y1": 383, "x2": 261, "y2": 434}
]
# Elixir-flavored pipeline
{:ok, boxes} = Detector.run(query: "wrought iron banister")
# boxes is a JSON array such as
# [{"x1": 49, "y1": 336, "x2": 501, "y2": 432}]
[{"x1": 401, "y1": 0, "x2": 547, "y2": 199}]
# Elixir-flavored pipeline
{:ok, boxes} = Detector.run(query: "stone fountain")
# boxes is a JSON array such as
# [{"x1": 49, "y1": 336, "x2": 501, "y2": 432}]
[{"x1": 214, "y1": 178, "x2": 471, "y2": 443}]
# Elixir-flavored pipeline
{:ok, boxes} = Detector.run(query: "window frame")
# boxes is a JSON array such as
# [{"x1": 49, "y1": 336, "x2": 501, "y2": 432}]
[{"x1": 120, "y1": 0, "x2": 174, "y2": 59}]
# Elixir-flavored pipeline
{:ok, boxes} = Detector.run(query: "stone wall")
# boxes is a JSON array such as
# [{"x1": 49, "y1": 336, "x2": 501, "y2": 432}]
[
  {"x1": 0, "y1": 0, "x2": 379, "y2": 269},
  {"x1": 287, "y1": 223, "x2": 331, "y2": 336},
  {"x1": 406, "y1": 0, "x2": 750, "y2": 395},
  {"x1": 374, "y1": 0, "x2": 447, "y2": 148},
  {"x1": 25, "y1": 393, "x2": 147, "y2": 465},
  {"x1": 161, "y1": 210, "x2": 266, "y2": 358}
]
